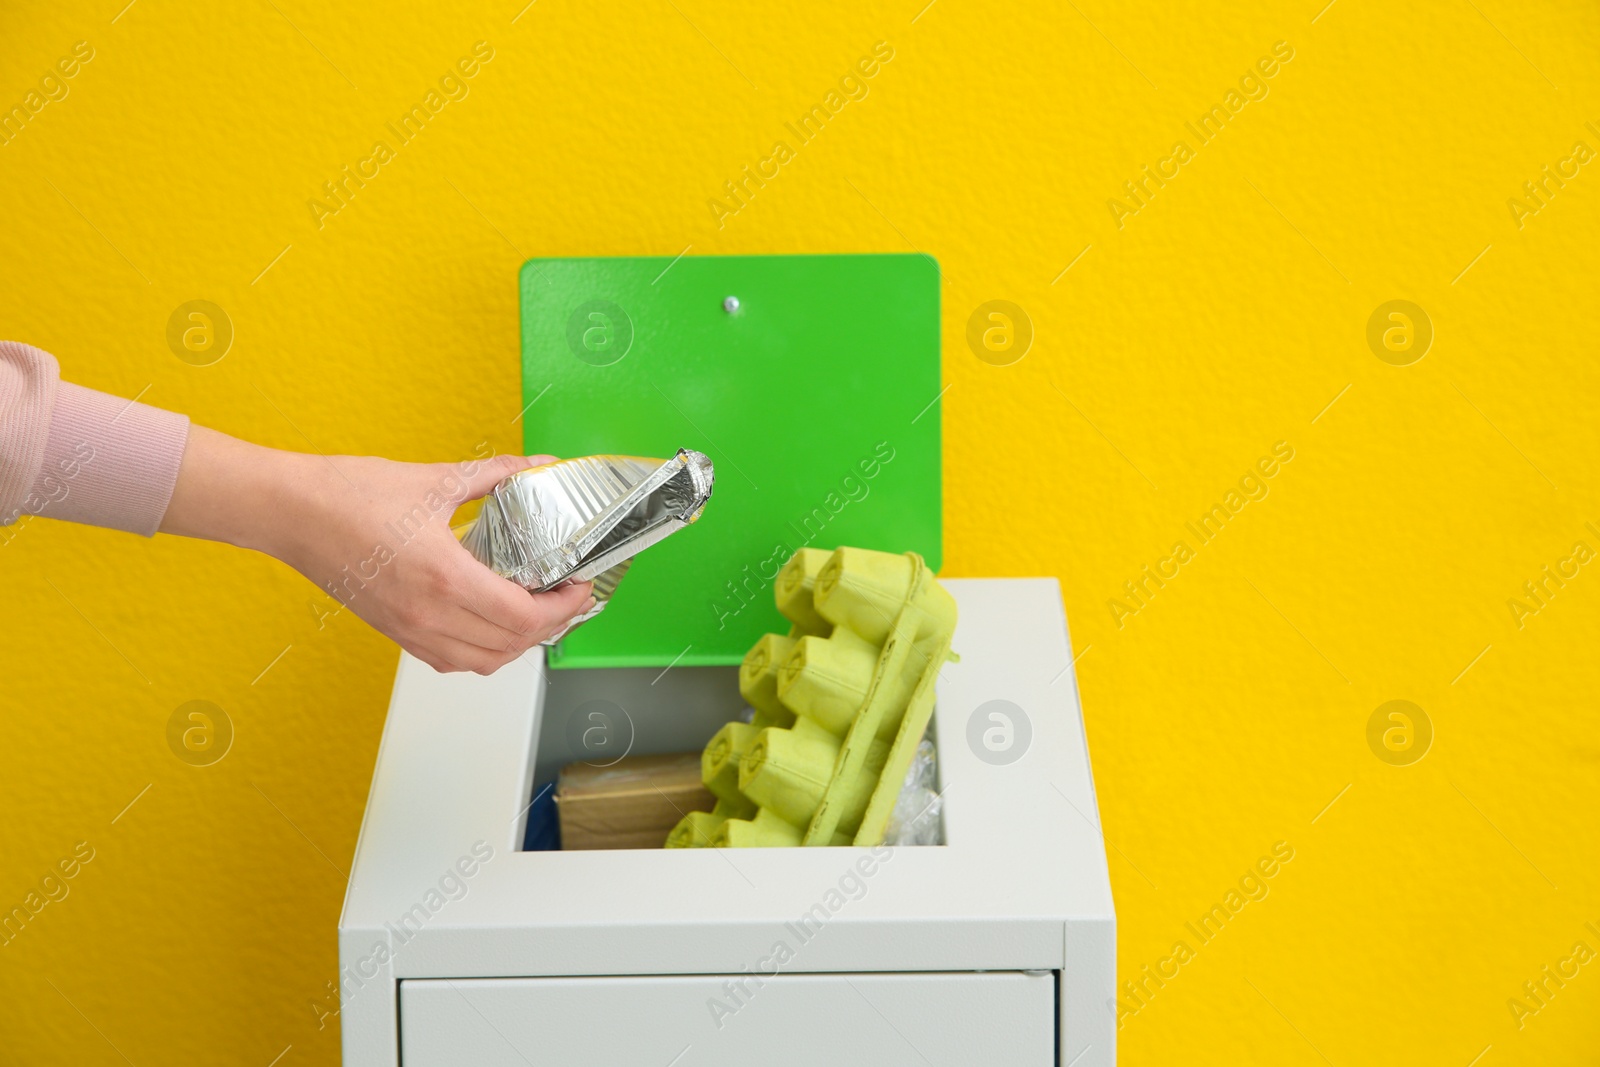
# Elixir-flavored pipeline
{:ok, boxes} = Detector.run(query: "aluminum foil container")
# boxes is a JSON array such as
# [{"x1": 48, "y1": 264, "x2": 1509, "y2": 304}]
[{"x1": 461, "y1": 450, "x2": 714, "y2": 641}]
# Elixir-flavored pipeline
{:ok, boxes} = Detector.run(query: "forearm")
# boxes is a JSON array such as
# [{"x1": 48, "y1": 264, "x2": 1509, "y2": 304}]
[{"x1": 158, "y1": 425, "x2": 321, "y2": 557}]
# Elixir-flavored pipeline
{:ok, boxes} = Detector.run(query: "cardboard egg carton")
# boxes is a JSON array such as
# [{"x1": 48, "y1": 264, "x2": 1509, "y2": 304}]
[{"x1": 667, "y1": 545, "x2": 956, "y2": 848}]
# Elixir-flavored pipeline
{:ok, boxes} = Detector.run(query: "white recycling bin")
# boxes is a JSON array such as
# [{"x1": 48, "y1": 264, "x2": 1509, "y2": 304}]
[{"x1": 339, "y1": 576, "x2": 1115, "y2": 1065}]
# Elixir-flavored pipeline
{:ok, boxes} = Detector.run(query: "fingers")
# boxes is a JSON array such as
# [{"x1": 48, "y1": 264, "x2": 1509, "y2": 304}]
[
  {"x1": 457, "y1": 453, "x2": 534, "y2": 501},
  {"x1": 413, "y1": 585, "x2": 590, "y2": 676},
  {"x1": 529, "y1": 579, "x2": 596, "y2": 629},
  {"x1": 456, "y1": 453, "x2": 560, "y2": 503},
  {"x1": 482, "y1": 577, "x2": 592, "y2": 645},
  {"x1": 408, "y1": 631, "x2": 530, "y2": 676},
  {"x1": 392, "y1": 528, "x2": 593, "y2": 677},
  {"x1": 435, "y1": 604, "x2": 539, "y2": 657},
  {"x1": 445, "y1": 581, "x2": 591, "y2": 654},
  {"x1": 451, "y1": 537, "x2": 594, "y2": 637}
]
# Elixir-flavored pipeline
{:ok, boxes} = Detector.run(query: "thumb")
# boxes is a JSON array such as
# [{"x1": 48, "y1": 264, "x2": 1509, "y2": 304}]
[{"x1": 456, "y1": 453, "x2": 558, "y2": 502}]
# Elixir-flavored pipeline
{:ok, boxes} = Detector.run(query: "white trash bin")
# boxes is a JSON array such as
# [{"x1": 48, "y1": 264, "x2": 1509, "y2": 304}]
[{"x1": 339, "y1": 576, "x2": 1115, "y2": 1065}]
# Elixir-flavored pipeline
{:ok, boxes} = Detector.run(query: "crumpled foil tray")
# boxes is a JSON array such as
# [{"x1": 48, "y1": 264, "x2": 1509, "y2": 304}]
[{"x1": 461, "y1": 450, "x2": 715, "y2": 642}]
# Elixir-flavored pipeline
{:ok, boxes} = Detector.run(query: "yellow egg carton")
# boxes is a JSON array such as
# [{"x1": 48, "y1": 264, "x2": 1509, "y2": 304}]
[{"x1": 666, "y1": 546, "x2": 956, "y2": 848}]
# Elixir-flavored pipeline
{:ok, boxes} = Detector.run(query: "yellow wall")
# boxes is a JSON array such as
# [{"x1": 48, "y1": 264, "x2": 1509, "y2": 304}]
[{"x1": 3, "y1": 1, "x2": 1597, "y2": 1063}]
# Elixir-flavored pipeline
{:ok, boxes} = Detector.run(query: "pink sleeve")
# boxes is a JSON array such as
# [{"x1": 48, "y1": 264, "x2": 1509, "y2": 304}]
[{"x1": 1, "y1": 340, "x2": 191, "y2": 536}]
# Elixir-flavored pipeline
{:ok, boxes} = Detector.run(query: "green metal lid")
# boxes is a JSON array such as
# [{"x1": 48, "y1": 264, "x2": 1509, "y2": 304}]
[{"x1": 519, "y1": 253, "x2": 941, "y2": 669}]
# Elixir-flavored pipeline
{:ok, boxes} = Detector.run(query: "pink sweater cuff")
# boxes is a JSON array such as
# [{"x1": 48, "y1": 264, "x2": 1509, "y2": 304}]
[{"x1": 31, "y1": 383, "x2": 191, "y2": 536}]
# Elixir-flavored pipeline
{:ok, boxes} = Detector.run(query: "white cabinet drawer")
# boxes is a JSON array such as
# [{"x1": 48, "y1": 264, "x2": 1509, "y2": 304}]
[{"x1": 400, "y1": 971, "x2": 1056, "y2": 1066}]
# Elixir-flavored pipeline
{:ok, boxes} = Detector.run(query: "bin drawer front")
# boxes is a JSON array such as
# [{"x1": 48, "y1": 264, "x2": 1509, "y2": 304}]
[{"x1": 400, "y1": 971, "x2": 1055, "y2": 1066}]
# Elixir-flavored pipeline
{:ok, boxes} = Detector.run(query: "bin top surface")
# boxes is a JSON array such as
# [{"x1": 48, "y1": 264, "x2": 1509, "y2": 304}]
[{"x1": 518, "y1": 253, "x2": 942, "y2": 669}]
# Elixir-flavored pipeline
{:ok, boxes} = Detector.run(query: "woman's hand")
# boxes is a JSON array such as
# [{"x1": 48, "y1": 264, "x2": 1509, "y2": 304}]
[{"x1": 161, "y1": 427, "x2": 593, "y2": 674}]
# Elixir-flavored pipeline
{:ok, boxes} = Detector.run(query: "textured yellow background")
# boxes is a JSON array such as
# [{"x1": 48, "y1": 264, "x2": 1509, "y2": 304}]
[{"x1": 2, "y1": 0, "x2": 1597, "y2": 1063}]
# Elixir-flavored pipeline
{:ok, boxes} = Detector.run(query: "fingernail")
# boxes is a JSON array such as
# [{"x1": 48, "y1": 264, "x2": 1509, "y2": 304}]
[{"x1": 585, "y1": 596, "x2": 598, "y2": 612}]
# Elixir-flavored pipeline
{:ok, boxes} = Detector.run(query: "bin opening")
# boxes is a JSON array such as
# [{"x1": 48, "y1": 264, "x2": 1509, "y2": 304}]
[
  {"x1": 519, "y1": 663, "x2": 944, "y2": 851},
  {"x1": 522, "y1": 545, "x2": 953, "y2": 851}
]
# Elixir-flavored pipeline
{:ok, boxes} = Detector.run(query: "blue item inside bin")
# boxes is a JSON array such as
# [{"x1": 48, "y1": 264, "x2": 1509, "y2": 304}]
[{"x1": 521, "y1": 780, "x2": 560, "y2": 851}]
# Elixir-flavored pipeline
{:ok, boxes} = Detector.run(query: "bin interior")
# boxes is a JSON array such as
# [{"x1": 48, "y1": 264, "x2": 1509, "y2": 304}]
[
  {"x1": 535, "y1": 665, "x2": 743, "y2": 787},
  {"x1": 521, "y1": 664, "x2": 943, "y2": 850}
]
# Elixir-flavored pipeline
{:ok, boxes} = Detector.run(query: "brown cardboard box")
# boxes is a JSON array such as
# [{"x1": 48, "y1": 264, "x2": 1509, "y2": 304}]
[{"x1": 556, "y1": 751, "x2": 716, "y2": 850}]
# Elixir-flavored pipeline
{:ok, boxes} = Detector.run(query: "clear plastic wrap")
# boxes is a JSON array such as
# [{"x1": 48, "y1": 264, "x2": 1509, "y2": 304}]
[{"x1": 884, "y1": 736, "x2": 943, "y2": 846}]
